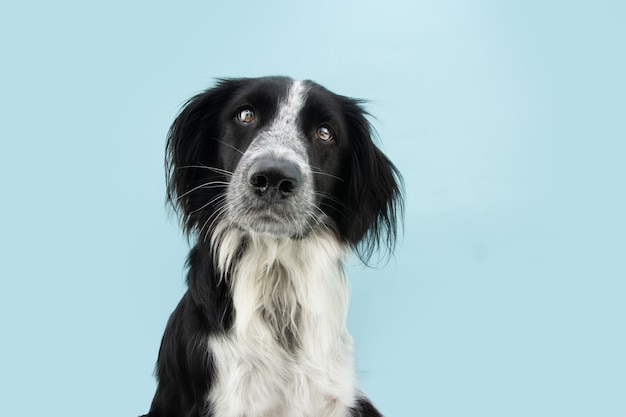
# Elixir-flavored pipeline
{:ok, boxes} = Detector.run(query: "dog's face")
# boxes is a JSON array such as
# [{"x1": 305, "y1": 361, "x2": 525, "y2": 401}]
[
  {"x1": 222, "y1": 79, "x2": 345, "y2": 238},
  {"x1": 167, "y1": 76, "x2": 402, "y2": 259}
]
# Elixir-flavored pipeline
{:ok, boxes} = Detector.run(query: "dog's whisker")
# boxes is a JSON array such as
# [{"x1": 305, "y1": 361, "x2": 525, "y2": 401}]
[
  {"x1": 176, "y1": 181, "x2": 230, "y2": 201},
  {"x1": 310, "y1": 169, "x2": 344, "y2": 182},
  {"x1": 313, "y1": 207, "x2": 334, "y2": 236},
  {"x1": 204, "y1": 209, "x2": 228, "y2": 243},
  {"x1": 318, "y1": 201, "x2": 351, "y2": 220},
  {"x1": 307, "y1": 207, "x2": 332, "y2": 236},
  {"x1": 313, "y1": 191, "x2": 355, "y2": 215},
  {"x1": 177, "y1": 165, "x2": 234, "y2": 177},
  {"x1": 201, "y1": 205, "x2": 229, "y2": 243},
  {"x1": 197, "y1": 200, "x2": 225, "y2": 234},
  {"x1": 189, "y1": 194, "x2": 227, "y2": 215},
  {"x1": 211, "y1": 137, "x2": 245, "y2": 155}
]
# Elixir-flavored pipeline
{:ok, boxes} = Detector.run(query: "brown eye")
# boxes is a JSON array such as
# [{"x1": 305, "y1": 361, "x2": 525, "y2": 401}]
[
  {"x1": 315, "y1": 126, "x2": 333, "y2": 142},
  {"x1": 237, "y1": 107, "x2": 256, "y2": 123}
]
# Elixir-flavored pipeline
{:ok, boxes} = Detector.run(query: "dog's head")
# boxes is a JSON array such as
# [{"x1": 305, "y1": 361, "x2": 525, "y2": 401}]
[{"x1": 166, "y1": 76, "x2": 403, "y2": 260}]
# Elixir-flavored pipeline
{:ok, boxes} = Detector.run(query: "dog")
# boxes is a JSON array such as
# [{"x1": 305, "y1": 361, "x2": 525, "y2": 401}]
[{"x1": 142, "y1": 76, "x2": 403, "y2": 417}]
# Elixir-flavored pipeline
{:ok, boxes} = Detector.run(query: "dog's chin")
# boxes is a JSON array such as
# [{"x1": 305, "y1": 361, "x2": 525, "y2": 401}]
[{"x1": 235, "y1": 211, "x2": 312, "y2": 239}]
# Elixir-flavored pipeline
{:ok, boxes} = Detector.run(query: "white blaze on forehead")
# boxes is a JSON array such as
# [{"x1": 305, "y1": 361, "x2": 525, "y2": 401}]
[{"x1": 266, "y1": 80, "x2": 308, "y2": 144}]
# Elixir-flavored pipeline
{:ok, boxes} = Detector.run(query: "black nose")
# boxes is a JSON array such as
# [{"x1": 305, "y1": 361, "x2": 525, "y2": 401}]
[{"x1": 248, "y1": 157, "x2": 302, "y2": 199}]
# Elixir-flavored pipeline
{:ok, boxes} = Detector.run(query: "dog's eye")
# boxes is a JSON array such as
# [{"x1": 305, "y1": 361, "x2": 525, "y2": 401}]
[
  {"x1": 237, "y1": 107, "x2": 256, "y2": 124},
  {"x1": 315, "y1": 126, "x2": 333, "y2": 142}
]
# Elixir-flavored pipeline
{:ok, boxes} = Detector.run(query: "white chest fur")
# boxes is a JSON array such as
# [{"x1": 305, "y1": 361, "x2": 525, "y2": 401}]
[{"x1": 208, "y1": 230, "x2": 357, "y2": 417}]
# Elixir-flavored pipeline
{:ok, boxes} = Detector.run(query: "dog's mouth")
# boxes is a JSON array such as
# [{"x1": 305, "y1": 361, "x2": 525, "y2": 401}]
[
  {"x1": 233, "y1": 203, "x2": 312, "y2": 238},
  {"x1": 249, "y1": 206, "x2": 288, "y2": 225}
]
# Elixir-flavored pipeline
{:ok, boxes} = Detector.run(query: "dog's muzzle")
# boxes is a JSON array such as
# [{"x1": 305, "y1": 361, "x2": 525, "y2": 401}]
[{"x1": 226, "y1": 136, "x2": 315, "y2": 237}]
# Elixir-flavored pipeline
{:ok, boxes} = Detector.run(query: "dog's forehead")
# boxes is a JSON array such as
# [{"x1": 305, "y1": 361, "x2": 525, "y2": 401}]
[{"x1": 234, "y1": 77, "x2": 337, "y2": 111}]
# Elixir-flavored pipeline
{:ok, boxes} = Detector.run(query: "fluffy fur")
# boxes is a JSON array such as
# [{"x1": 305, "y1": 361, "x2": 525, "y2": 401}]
[{"x1": 142, "y1": 76, "x2": 403, "y2": 417}]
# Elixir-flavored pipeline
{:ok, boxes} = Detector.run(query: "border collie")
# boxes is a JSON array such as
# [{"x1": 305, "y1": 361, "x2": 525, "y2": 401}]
[{"x1": 142, "y1": 76, "x2": 403, "y2": 417}]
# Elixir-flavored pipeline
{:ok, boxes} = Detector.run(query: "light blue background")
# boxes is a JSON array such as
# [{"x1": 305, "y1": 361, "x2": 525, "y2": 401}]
[{"x1": 1, "y1": 1, "x2": 624, "y2": 416}]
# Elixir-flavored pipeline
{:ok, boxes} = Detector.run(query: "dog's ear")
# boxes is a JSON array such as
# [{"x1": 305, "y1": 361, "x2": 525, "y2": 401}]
[
  {"x1": 166, "y1": 79, "x2": 244, "y2": 235},
  {"x1": 338, "y1": 100, "x2": 404, "y2": 263}
]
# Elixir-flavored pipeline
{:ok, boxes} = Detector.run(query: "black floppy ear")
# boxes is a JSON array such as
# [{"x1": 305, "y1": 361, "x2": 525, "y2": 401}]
[
  {"x1": 166, "y1": 79, "x2": 245, "y2": 235},
  {"x1": 338, "y1": 100, "x2": 404, "y2": 262}
]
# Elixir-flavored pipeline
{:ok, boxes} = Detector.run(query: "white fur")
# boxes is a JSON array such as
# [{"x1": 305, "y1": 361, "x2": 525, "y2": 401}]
[{"x1": 208, "y1": 227, "x2": 357, "y2": 417}]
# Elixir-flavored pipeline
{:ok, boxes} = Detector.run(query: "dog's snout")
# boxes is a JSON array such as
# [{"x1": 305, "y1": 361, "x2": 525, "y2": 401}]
[{"x1": 248, "y1": 157, "x2": 302, "y2": 199}]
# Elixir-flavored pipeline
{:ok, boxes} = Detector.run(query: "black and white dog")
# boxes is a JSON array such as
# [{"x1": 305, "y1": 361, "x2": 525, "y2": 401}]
[{"x1": 143, "y1": 76, "x2": 403, "y2": 417}]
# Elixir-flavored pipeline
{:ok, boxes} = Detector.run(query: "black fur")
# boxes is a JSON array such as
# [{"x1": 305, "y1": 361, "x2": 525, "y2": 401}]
[{"x1": 143, "y1": 76, "x2": 403, "y2": 417}]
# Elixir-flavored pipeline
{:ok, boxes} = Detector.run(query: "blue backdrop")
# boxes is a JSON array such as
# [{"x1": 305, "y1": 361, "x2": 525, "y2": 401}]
[{"x1": 1, "y1": 1, "x2": 624, "y2": 416}]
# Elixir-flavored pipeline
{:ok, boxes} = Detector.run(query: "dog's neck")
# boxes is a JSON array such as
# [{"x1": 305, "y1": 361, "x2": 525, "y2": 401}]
[{"x1": 211, "y1": 226, "x2": 350, "y2": 351}]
